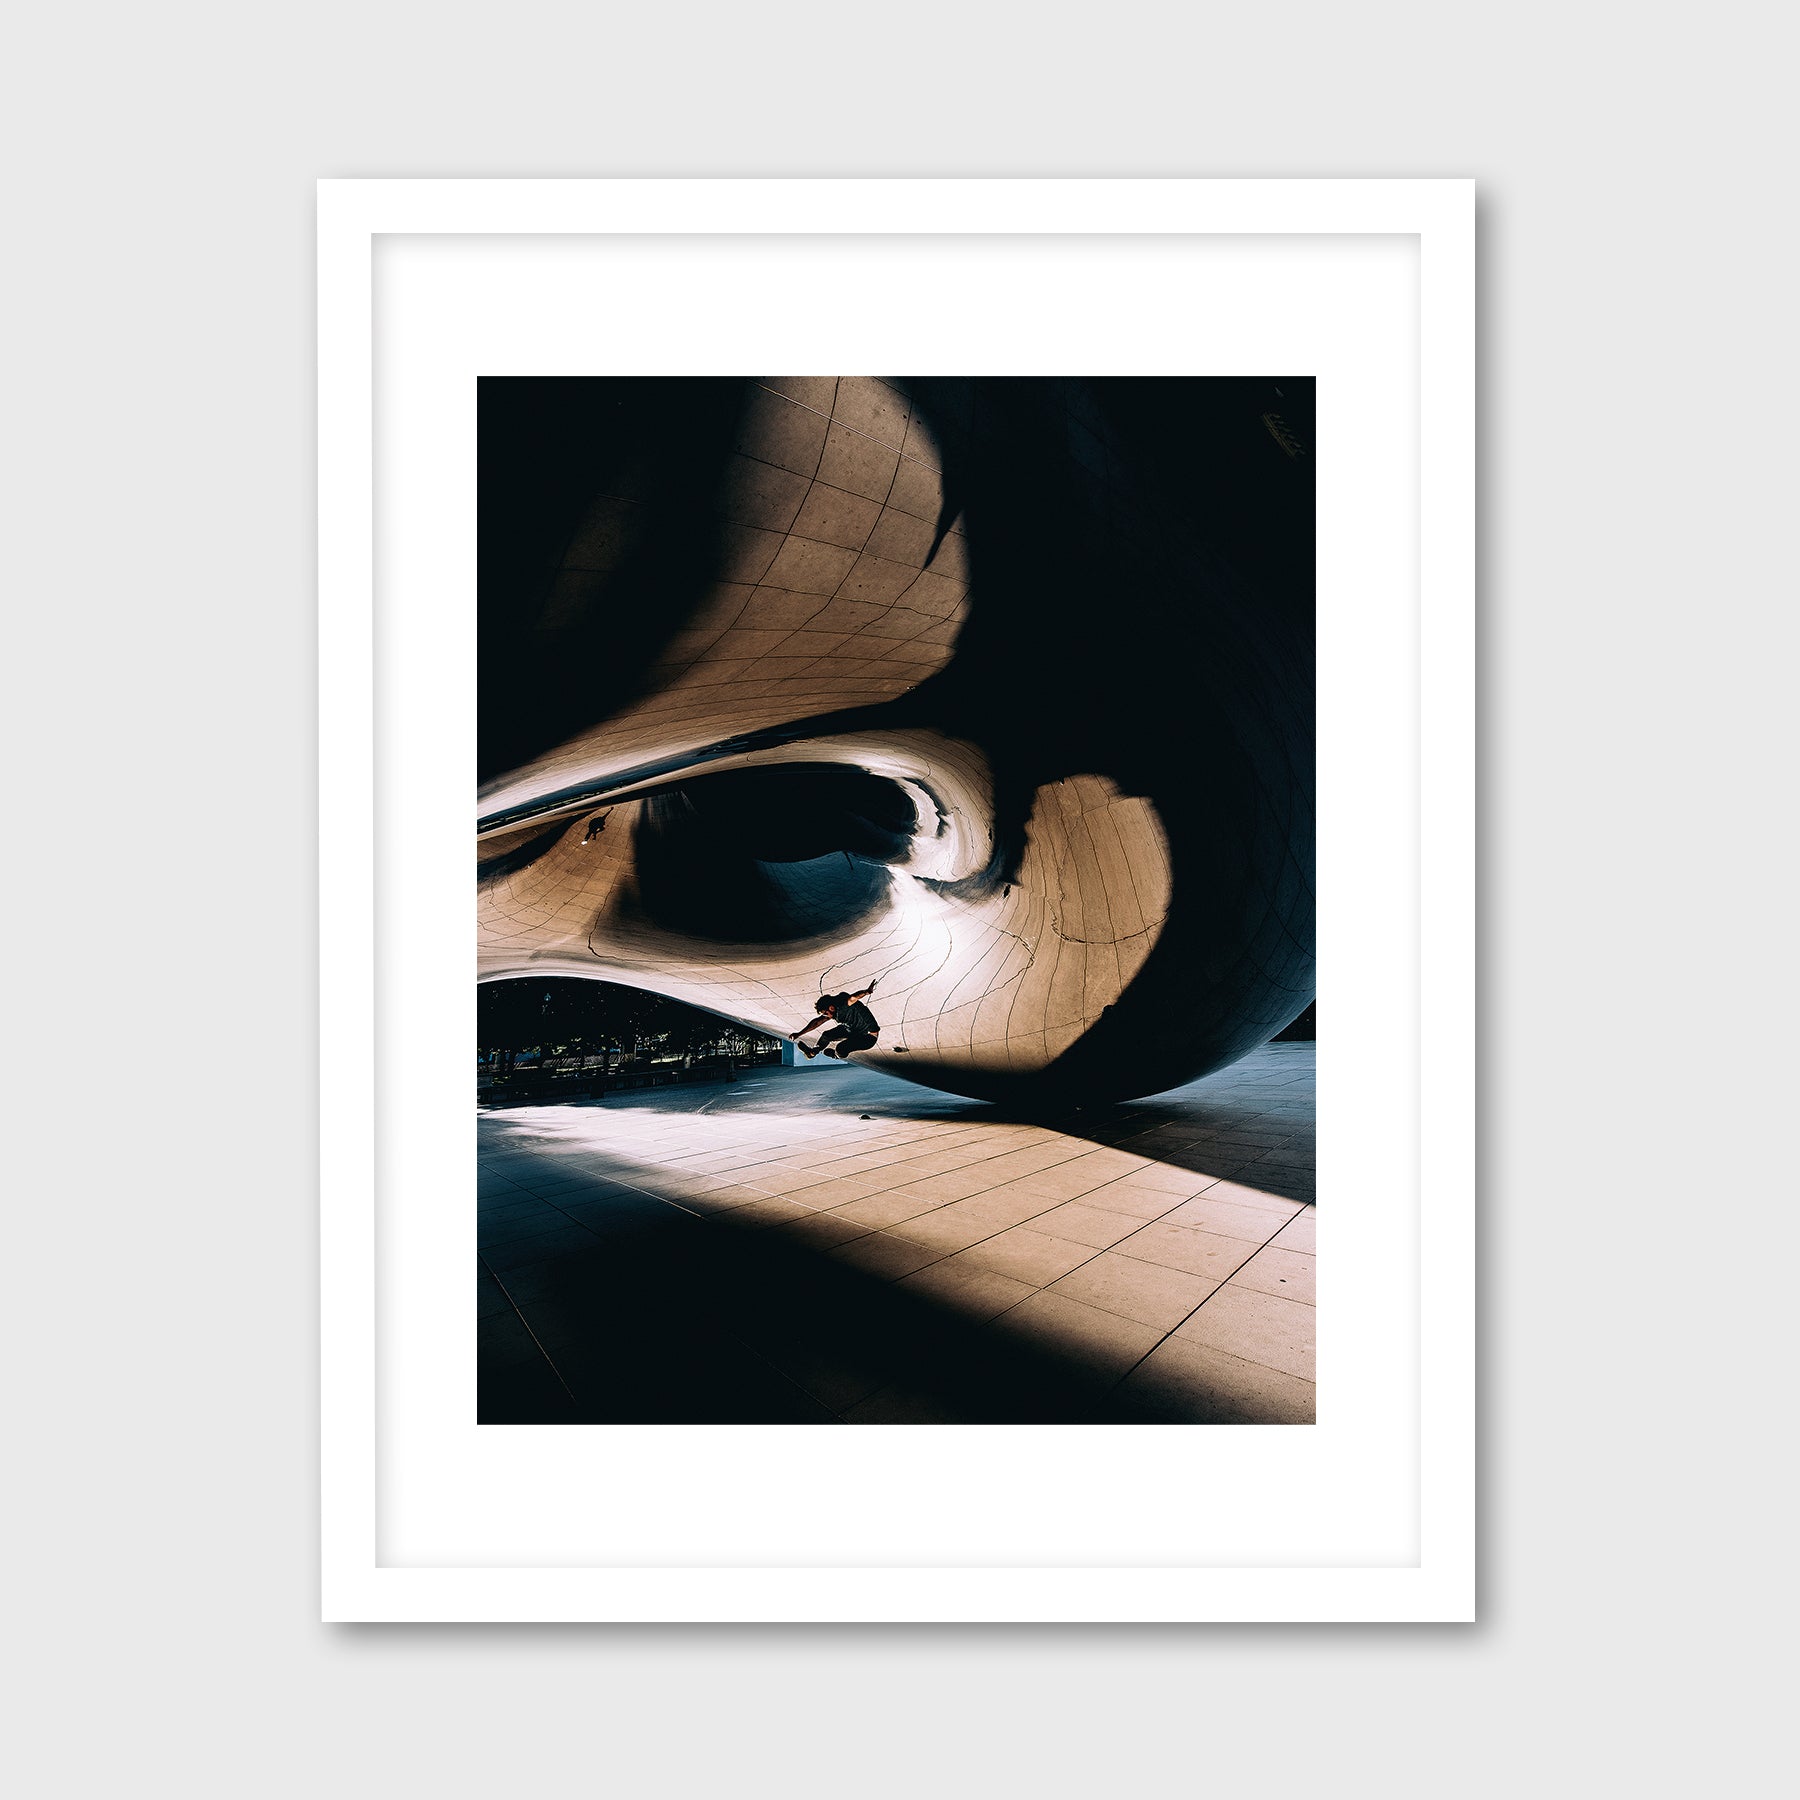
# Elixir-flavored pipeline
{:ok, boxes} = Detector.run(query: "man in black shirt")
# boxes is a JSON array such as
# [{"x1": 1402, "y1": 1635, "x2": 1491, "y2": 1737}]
[{"x1": 790, "y1": 985, "x2": 881, "y2": 1060}]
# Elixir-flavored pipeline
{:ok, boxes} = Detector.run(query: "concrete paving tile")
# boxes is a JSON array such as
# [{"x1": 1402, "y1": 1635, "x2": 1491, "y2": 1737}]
[
  {"x1": 844, "y1": 1384, "x2": 972, "y2": 1423},
  {"x1": 936, "y1": 1140, "x2": 1046, "y2": 1174},
  {"x1": 1238, "y1": 1151, "x2": 1313, "y2": 1173},
  {"x1": 826, "y1": 1188, "x2": 947, "y2": 1229},
  {"x1": 955, "y1": 1169, "x2": 1065, "y2": 1207},
  {"x1": 987, "y1": 1289, "x2": 1164, "y2": 1377},
  {"x1": 763, "y1": 1346, "x2": 891, "y2": 1413},
  {"x1": 1064, "y1": 1147, "x2": 1155, "y2": 1181},
  {"x1": 870, "y1": 1147, "x2": 994, "y2": 1181},
  {"x1": 1029, "y1": 1201, "x2": 1157, "y2": 1250},
  {"x1": 1003, "y1": 1162, "x2": 1133, "y2": 1204},
  {"x1": 1048, "y1": 1251, "x2": 1220, "y2": 1331},
  {"x1": 721, "y1": 1195, "x2": 816, "y2": 1230},
  {"x1": 1115, "y1": 1337, "x2": 1315, "y2": 1423},
  {"x1": 475, "y1": 1167, "x2": 543, "y2": 1188},
  {"x1": 668, "y1": 1182, "x2": 772, "y2": 1214},
  {"x1": 695, "y1": 1161, "x2": 791, "y2": 1185},
  {"x1": 480, "y1": 1262, "x2": 573, "y2": 1310},
  {"x1": 476, "y1": 1193, "x2": 560, "y2": 1226},
  {"x1": 768, "y1": 1211, "x2": 873, "y2": 1250},
  {"x1": 477, "y1": 1269, "x2": 513, "y2": 1319},
  {"x1": 1103, "y1": 1161, "x2": 1222, "y2": 1196},
  {"x1": 885, "y1": 1166, "x2": 1014, "y2": 1205},
  {"x1": 1228, "y1": 1244, "x2": 1315, "y2": 1304},
  {"x1": 1270, "y1": 1209, "x2": 1316, "y2": 1253},
  {"x1": 949, "y1": 1227, "x2": 1100, "y2": 1288},
  {"x1": 783, "y1": 1149, "x2": 890, "y2": 1177},
  {"x1": 1073, "y1": 1180, "x2": 1193, "y2": 1221},
  {"x1": 516, "y1": 1173, "x2": 615, "y2": 1198},
  {"x1": 478, "y1": 1222, "x2": 601, "y2": 1271},
  {"x1": 920, "y1": 1187, "x2": 1062, "y2": 1234},
  {"x1": 1247, "y1": 1158, "x2": 1314, "y2": 1180},
  {"x1": 1198, "y1": 1160, "x2": 1267, "y2": 1183},
  {"x1": 1241, "y1": 1173, "x2": 1315, "y2": 1205},
  {"x1": 1158, "y1": 1193, "x2": 1299, "y2": 1243},
  {"x1": 886, "y1": 1206, "x2": 1013, "y2": 1255},
  {"x1": 1175, "y1": 1285, "x2": 1316, "y2": 1379},
  {"x1": 761, "y1": 1152, "x2": 838, "y2": 1171},
  {"x1": 777, "y1": 1171, "x2": 908, "y2": 1208},
  {"x1": 1113, "y1": 1221, "x2": 1259, "y2": 1283},
  {"x1": 845, "y1": 1142, "x2": 975, "y2": 1177},
  {"x1": 737, "y1": 1166, "x2": 856, "y2": 1196},
  {"x1": 959, "y1": 1141, "x2": 1098, "y2": 1183},
  {"x1": 1252, "y1": 1180, "x2": 1324, "y2": 1209},
  {"x1": 551, "y1": 1199, "x2": 689, "y2": 1243},
  {"x1": 636, "y1": 1173, "x2": 727, "y2": 1203},
  {"x1": 478, "y1": 1308, "x2": 553, "y2": 1370},
  {"x1": 1194, "y1": 1177, "x2": 1305, "y2": 1210},
  {"x1": 827, "y1": 1230, "x2": 945, "y2": 1280},
  {"x1": 665, "y1": 1149, "x2": 769, "y2": 1173},
  {"x1": 898, "y1": 1259, "x2": 1038, "y2": 1323}
]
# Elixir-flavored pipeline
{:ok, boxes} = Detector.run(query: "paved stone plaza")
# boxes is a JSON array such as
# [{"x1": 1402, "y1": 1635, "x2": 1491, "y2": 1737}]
[{"x1": 478, "y1": 1042, "x2": 1314, "y2": 1423}]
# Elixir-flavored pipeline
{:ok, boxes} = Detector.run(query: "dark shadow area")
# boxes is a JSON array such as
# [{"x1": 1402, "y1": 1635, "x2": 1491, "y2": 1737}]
[
  {"x1": 477, "y1": 376, "x2": 748, "y2": 784},
  {"x1": 478, "y1": 1175, "x2": 1227, "y2": 1426},
  {"x1": 1272, "y1": 1000, "x2": 1316, "y2": 1041},
  {"x1": 624, "y1": 763, "x2": 914, "y2": 944}
]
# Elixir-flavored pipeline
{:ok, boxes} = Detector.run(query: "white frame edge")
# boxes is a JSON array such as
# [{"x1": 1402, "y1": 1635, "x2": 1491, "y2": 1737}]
[{"x1": 318, "y1": 177, "x2": 1475, "y2": 1623}]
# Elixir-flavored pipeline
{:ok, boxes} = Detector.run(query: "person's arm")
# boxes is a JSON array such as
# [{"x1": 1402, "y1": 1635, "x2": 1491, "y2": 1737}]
[
  {"x1": 848, "y1": 985, "x2": 875, "y2": 1003},
  {"x1": 789, "y1": 1013, "x2": 830, "y2": 1040}
]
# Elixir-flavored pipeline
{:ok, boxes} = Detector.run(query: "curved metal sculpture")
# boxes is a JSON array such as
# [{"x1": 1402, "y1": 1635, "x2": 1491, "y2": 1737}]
[{"x1": 477, "y1": 377, "x2": 1314, "y2": 1104}]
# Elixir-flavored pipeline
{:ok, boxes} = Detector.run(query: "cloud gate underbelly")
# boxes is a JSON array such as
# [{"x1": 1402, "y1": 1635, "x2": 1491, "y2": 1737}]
[{"x1": 477, "y1": 376, "x2": 1314, "y2": 1104}]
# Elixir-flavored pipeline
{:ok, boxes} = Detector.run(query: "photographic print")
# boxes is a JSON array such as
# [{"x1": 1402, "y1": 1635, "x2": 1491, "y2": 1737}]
[{"x1": 474, "y1": 376, "x2": 1317, "y2": 1425}]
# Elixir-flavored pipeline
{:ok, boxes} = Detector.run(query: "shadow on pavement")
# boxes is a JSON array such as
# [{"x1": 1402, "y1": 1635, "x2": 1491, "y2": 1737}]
[{"x1": 482, "y1": 1187, "x2": 1209, "y2": 1425}]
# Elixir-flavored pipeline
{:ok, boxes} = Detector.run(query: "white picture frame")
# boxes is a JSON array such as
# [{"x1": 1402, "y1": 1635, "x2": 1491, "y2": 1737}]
[{"x1": 319, "y1": 177, "x2": 1474, "y2": 1622}]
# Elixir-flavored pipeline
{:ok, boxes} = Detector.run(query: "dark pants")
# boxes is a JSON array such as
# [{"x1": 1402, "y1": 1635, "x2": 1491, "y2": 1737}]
[{"x1": 818, "y1": 1025, "x2": 878, "y2": 1058}]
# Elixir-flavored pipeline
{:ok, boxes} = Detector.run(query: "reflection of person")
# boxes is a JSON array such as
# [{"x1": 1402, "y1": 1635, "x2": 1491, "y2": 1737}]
[{"x1": 789, "y1": 985, "x2": 881, "y2": 1060}]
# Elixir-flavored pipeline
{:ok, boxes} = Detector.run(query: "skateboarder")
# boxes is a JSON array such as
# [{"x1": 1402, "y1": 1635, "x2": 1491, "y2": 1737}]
[{"x1": 789, "y1": 984, "x2": 882, "y2": 1060}]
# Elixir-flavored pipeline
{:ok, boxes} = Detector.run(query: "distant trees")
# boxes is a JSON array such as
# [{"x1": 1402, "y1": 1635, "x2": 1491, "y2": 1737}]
[{"x1": 477, "y1": 978, "x2": 775, "y2": 1077}]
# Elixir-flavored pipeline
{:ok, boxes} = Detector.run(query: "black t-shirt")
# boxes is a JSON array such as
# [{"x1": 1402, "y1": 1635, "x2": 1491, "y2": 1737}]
[{"x1": 838, "y1": 1000, "x2": 879, "y2": 1035}]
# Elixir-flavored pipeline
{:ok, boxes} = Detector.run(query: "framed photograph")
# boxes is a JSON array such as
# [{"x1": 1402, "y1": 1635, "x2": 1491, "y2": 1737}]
[{"x1": 320, "y1": 178, "x2": 1474, "y2": 1621}]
